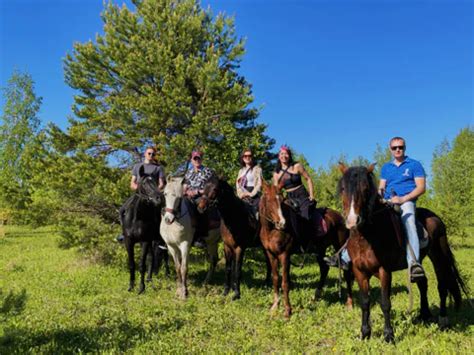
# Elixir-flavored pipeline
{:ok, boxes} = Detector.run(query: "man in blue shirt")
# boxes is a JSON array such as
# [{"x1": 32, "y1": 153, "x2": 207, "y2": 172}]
[
  {"x1": 325, "y1": 137, "x2": 426, "y2": 282},
  {"x1": 379, "y1": 136, "x2": 426, "y2": 281}
]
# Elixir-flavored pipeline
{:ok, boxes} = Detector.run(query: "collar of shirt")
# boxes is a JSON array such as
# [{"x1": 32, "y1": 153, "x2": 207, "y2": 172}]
[{"x1": 390, "y1": 156, "x2": 412, "y2": 166}]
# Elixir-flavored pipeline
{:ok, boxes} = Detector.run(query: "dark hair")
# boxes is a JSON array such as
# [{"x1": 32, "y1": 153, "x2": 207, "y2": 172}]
[
  {"x1": 275, "y1": 148, "x2": 295, "y2": 173},
  {"x1": 239, "y1": 148, "x2": 256, "y2": 168}
]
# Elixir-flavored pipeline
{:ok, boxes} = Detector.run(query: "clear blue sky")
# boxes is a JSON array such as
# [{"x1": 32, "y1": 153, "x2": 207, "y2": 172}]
[{"x1": 1, "y1": 0, "x2": 472, "y2": 175}]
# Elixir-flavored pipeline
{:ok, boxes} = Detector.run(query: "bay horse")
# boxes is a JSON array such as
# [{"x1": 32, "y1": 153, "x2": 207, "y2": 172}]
[
  {"x1": 198, "y1": 176, "x2": 270, "y2": 300},
  {"x1": 122, "y1": 166, "x2": 163, "y2": 294},
  {"x1": 260, "y1": 180, "x2": 352, "y2": 318},
  {"x1": 160, "y1": 176, "x2": 221, "y2": 299},
  {"x1": 338, "y1": 163, "x2": 469, "y2": 342}
]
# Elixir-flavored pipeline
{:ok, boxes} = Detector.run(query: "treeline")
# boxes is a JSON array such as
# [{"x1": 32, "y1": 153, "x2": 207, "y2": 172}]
[{"x1": 1, "y1": 0, "x2": 472, "y2": 263}]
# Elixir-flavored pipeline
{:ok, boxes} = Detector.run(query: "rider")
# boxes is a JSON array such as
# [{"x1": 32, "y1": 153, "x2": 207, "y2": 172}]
[
  {"x1": 183, "y1": 150, "x2": 216, "y2": 248},
  {"x1": 236, "y1": 148, "x2": 263, "y2": 219},
  {"x1": 273, "y1": 145, "x2": 316, "y2": 240},
  {"x1": 116, "y1": 146, "x2": 165, "y2": 242},
  {"x1": 325, "y1": 137, "x2": 426, "y2": 282}
]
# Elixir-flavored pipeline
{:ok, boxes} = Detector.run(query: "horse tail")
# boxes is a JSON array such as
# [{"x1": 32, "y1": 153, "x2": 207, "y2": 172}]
[{"x1": 430, "y1": 220, "x2": 470, "y2": 309}]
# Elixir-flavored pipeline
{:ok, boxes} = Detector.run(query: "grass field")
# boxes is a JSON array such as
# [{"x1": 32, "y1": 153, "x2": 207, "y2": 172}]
[{"x1": 1, "y1": 225, "x2": 473, "y2": 353}]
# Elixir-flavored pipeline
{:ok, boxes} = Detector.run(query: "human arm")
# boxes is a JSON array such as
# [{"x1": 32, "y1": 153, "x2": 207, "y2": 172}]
[
  {"x1": 391, "y1": 177, "x2": 426, "y2": 204},
  {"x1": 248, "y1": 166, "x2": 262, "y2": 197},
  {"x1": 130, "y1": 175, "x2": 138, "y2": 190},
  {"x1": 378, "y1": 179, "x2": 387, "y2": 197},
  {"x1": 297, "y1": 163, "x2": 314, "y2": 200}
]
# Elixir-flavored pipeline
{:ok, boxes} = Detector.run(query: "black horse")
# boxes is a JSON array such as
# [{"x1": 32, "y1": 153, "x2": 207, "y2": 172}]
[{"x1": 122, "y1": 166, "x2": 165, "y2": 294}]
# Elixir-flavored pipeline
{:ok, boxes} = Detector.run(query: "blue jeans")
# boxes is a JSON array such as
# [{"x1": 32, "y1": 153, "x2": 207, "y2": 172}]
[
  {"x1": 401, "y1": 201, "x2": 419, "y2": 265},
  {"x1": 339, "y1": 200, "x2": 419, "y2": 265}
]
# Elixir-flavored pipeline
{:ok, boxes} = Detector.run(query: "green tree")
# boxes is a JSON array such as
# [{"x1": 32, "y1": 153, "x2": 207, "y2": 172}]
[
  {"x1": 0, "y1": 70, "x2": 42, "y2": 216},
  {"x1": 431, "y1": 127, "x2": 474, "y2": 236},
  {"x1": 63, "y1": 0, "x2": 273, "y2": 177}
]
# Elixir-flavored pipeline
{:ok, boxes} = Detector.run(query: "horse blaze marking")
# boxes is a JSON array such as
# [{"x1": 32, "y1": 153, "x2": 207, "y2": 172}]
[{"x1": 347, "y1": 197, "x2": 357, "y2": 228}]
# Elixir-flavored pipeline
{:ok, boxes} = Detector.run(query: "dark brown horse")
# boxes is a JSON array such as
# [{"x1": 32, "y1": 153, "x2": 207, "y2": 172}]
[
  {"x1": 197, "y1": 177, "x2": 270, "y2": 300},
  {"x1": 260, "y1": 180, "x2": 352, "y2": 318},
  {"x1": 338, "y1": 163, "x2": 469, "y2": 342}
]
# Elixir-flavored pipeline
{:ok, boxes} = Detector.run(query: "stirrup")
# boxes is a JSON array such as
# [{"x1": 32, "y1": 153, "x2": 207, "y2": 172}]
[{"x1": 410, "y1": 263, "x2": 425, "y2": 282}]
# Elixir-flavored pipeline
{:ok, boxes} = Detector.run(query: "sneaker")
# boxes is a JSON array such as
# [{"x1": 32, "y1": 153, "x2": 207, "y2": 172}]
[
  {"x1": 116, "y1": 235, "x2": 125, "y2": 243},
  {"x1": 192, "y1": 239, "x2": 207, "y2": 249},
  {"x1": 324, "y1": 254, "x2": 350, "y2": 271},
  {"x1": 410, "y1": 262, "x2": 425, "y2": 283}
]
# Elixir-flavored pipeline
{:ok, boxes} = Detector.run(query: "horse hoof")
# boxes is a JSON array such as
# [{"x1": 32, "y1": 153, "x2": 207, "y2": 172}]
[
  {"x1": 314, "y1": 289, "x2": 322, "y2": 301},
  {"x1": 346, "y1": 299, "x2": 353, "y2": 310},
  {"x1": 138, "y1": 286, "x2": 145, "y2": 294},
  {"x1": 128, "y1": 286, "x2": 134, "y2": 292},
  {"x1": 223, "y1": 288, "x2": 230, "y2": 297},
  {"x1": 284, "y1": 309, "x2": 292, "y2": 319},
  {"x1": 438, "y1": 316, "x2": 449, "y2": 329},
  {"x1": 231, "y1": 293, "x2": 241, "y2": 301},
  {"x1": 384, "y1": 331, "x2": 395, "y2": 343}
]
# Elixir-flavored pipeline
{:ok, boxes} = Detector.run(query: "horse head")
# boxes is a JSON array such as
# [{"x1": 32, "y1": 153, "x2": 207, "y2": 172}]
[
  {"x1": 338, "y1": 163, "x2": 377, "y2": 229},
  {"x1": 163, "y1": 175, "x2": 185, "y2": 224},
  {"x1": 197, "y1": 176, "x2": 220, "y2": 213},
  {"x1": 260, "y1": 179, "x2": 286, "y2": 230},
  {"x1": 137, "y1": 169, "x2": 162, "y2": 207}
]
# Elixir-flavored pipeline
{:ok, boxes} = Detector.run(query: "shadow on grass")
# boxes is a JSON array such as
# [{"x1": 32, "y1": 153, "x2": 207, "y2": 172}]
[
  {"x1": 0, "y1": 317, "x2": 186, "y2": 353},
  {"x1": 0, "y1": 289, "x2": 27, "y2": 317}
]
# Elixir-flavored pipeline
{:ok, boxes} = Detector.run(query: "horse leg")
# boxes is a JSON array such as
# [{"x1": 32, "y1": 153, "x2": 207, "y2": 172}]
[
  {"x1": 279, "y1": 252, "x2": 292, "y2": 318},
  {"x1": 379, "y1": 268, "x2": 394, "y2": 343},
  {"x1": 126, "y1": 240, "x2": 135, "y2": 292},
  {"x1": 232, "y1": 246, "x2": 245, "y2": 300},
  {"x1": 204, "y1": 235, "x2": 218, "y2": 285},
  {"x1": 264, "y1": 249, "x2": 272, "y2": 286},
  {"x1": 267, "y1": 250, "x2": 280, "y2": 313},
  {"x1": 354, "y1": 269, "x2": 371, "y2": 339},
  {"x1": 344, "y1": 269, "x2": 354, "y2": 310},
  {"x1": 167, "y1": 246, "x2": 182, "y2": 298},
  {"x1": 314, "y1": 247, "x2": 329, "y2": 300},
  {"x1": 146, "y1": 242, "x2": 155, "y2": 283},
  {"x1": 179, "y1": 242, "x2": 190, "y2": 299},
  {"x1": 428, "y1": 250, "x2": 449, "y2": 327},
  {"x1": 416, "y1": 274, "x2": 432, "y2": 322},
  {"x1": 223, "y1": 244, "x2": 233, "y2": 296},
  {"x1": 138, "y1": 242, "x2": 151, "y2": 294}
]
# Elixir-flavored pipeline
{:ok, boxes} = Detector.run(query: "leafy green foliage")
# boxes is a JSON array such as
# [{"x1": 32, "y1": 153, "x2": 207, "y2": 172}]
[
  {"x1": 430, "y1": 127, "x2": 474, "y2": 236},
  {"x1": 0, "y1": 70, "x2": 42, "y2": 217}
]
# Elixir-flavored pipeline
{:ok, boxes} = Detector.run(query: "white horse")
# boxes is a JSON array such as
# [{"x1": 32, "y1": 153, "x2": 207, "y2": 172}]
[{"x1": 160, "y1": 176, "x2": 220, "y2": 299}]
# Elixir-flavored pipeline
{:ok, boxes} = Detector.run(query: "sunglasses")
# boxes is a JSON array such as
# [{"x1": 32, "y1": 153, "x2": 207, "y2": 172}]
[
  {"x1": 146, "y1": 152, "x2": 156, "y2": 156},
  {"x1": 390, "y1": 145, "x2": 405, "y2": 151},
  {"x1": 193, "y1": 156, "x2": 202, "y2": 161},
  {"x1": 243, "y1": 154, "x2": 253, "y2": 158}
]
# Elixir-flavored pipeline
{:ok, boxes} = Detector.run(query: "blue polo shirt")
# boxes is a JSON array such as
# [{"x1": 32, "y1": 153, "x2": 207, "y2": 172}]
[{"x1": 380, "y1": 157, "x2": 425, "y2": 199}]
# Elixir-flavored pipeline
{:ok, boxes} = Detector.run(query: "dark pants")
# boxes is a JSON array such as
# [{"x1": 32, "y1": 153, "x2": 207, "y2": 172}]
[
  {"x1": 287, "y1": 186, "x2": 316, "y2": 242},
  {"x1": 242, "y1": 185, "x2": 261, "y2": 219},
  {"x1": 185, "y1": 197, "x2": 209, "y2": 239}
]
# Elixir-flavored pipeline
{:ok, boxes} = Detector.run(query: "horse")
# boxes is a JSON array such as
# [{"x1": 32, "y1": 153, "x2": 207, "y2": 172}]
[
  {"x1": 160, "y1": 176, "x2": 221, "y2": 299},
  {"x1": 259, "y1": 180, "x2": 352, "y2": 318},
  {"x1": 338, "y1": 163, "x2": 469, "y2": 342},
  {"x1": 198, "y1": 176, "x2": 271, "y2": 300},
  {"x1": 122, "y1": 166, "x2": 164, "y2": 294}
]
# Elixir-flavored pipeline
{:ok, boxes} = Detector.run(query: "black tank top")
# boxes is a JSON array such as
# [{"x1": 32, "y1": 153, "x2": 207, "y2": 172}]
[{"x1": 282, "y1": 171, "x2": 302, "y2": 189}]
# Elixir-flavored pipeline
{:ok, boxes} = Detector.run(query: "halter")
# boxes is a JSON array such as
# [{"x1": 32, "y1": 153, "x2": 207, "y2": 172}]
[{"x1": 163, "y1": 197, "x2": 188, "y2": 224}]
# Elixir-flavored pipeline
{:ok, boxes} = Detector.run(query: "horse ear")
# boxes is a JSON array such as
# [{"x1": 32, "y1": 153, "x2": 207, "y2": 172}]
[
  {"x1": 338, "y1": 162, "x2": 348, "y2": 174},
  {"x1": 368, "y1": 163, "x2": 376, "y2": 173},
  {"x1": 167, "y1": 174, "x2": 172, "y2": 183}
]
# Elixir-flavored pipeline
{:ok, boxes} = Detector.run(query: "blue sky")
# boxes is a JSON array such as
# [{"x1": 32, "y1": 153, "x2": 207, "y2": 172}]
[{"x1": 1, "y1": 0, "x2": 472, "y2": 175}]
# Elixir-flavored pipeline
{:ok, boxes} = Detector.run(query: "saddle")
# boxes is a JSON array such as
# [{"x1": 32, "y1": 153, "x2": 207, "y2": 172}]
[{"x1": 387, "y1": 204, "x2": 429, "y2": 250}]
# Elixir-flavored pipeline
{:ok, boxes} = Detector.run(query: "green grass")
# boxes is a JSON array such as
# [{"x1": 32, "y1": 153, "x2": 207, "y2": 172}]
[{"x1": 1, "y1": 225, "x2": 473, "y2": 353}]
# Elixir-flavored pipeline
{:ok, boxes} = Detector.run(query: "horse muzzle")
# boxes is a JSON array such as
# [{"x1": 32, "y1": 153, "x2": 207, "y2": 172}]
[{"x1": 164, "y1": 209, "x2": 176, "y2": 225}]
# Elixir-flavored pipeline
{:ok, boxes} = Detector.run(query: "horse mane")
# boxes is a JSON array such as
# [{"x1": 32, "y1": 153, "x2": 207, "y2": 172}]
[{"x1": 338, "y1": 166, "x2": 378, "y2": 221}]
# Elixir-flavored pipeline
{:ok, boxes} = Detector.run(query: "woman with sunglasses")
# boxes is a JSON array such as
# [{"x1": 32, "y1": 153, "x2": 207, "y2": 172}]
[{"x1": 236, "y1": 149, "x2": 263, "y2": 217}]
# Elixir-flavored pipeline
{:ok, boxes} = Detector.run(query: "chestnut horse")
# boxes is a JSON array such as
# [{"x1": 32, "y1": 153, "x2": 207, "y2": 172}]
[
  {"x1": 338, "y1": 163, "x2": 469, "y2": 342},
  {"x1": 260, "y1": 180, "x2": 352, "y2": 318},
  {"x1": 198, "y1": 177, "x2": 270, "y2": 300}
]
